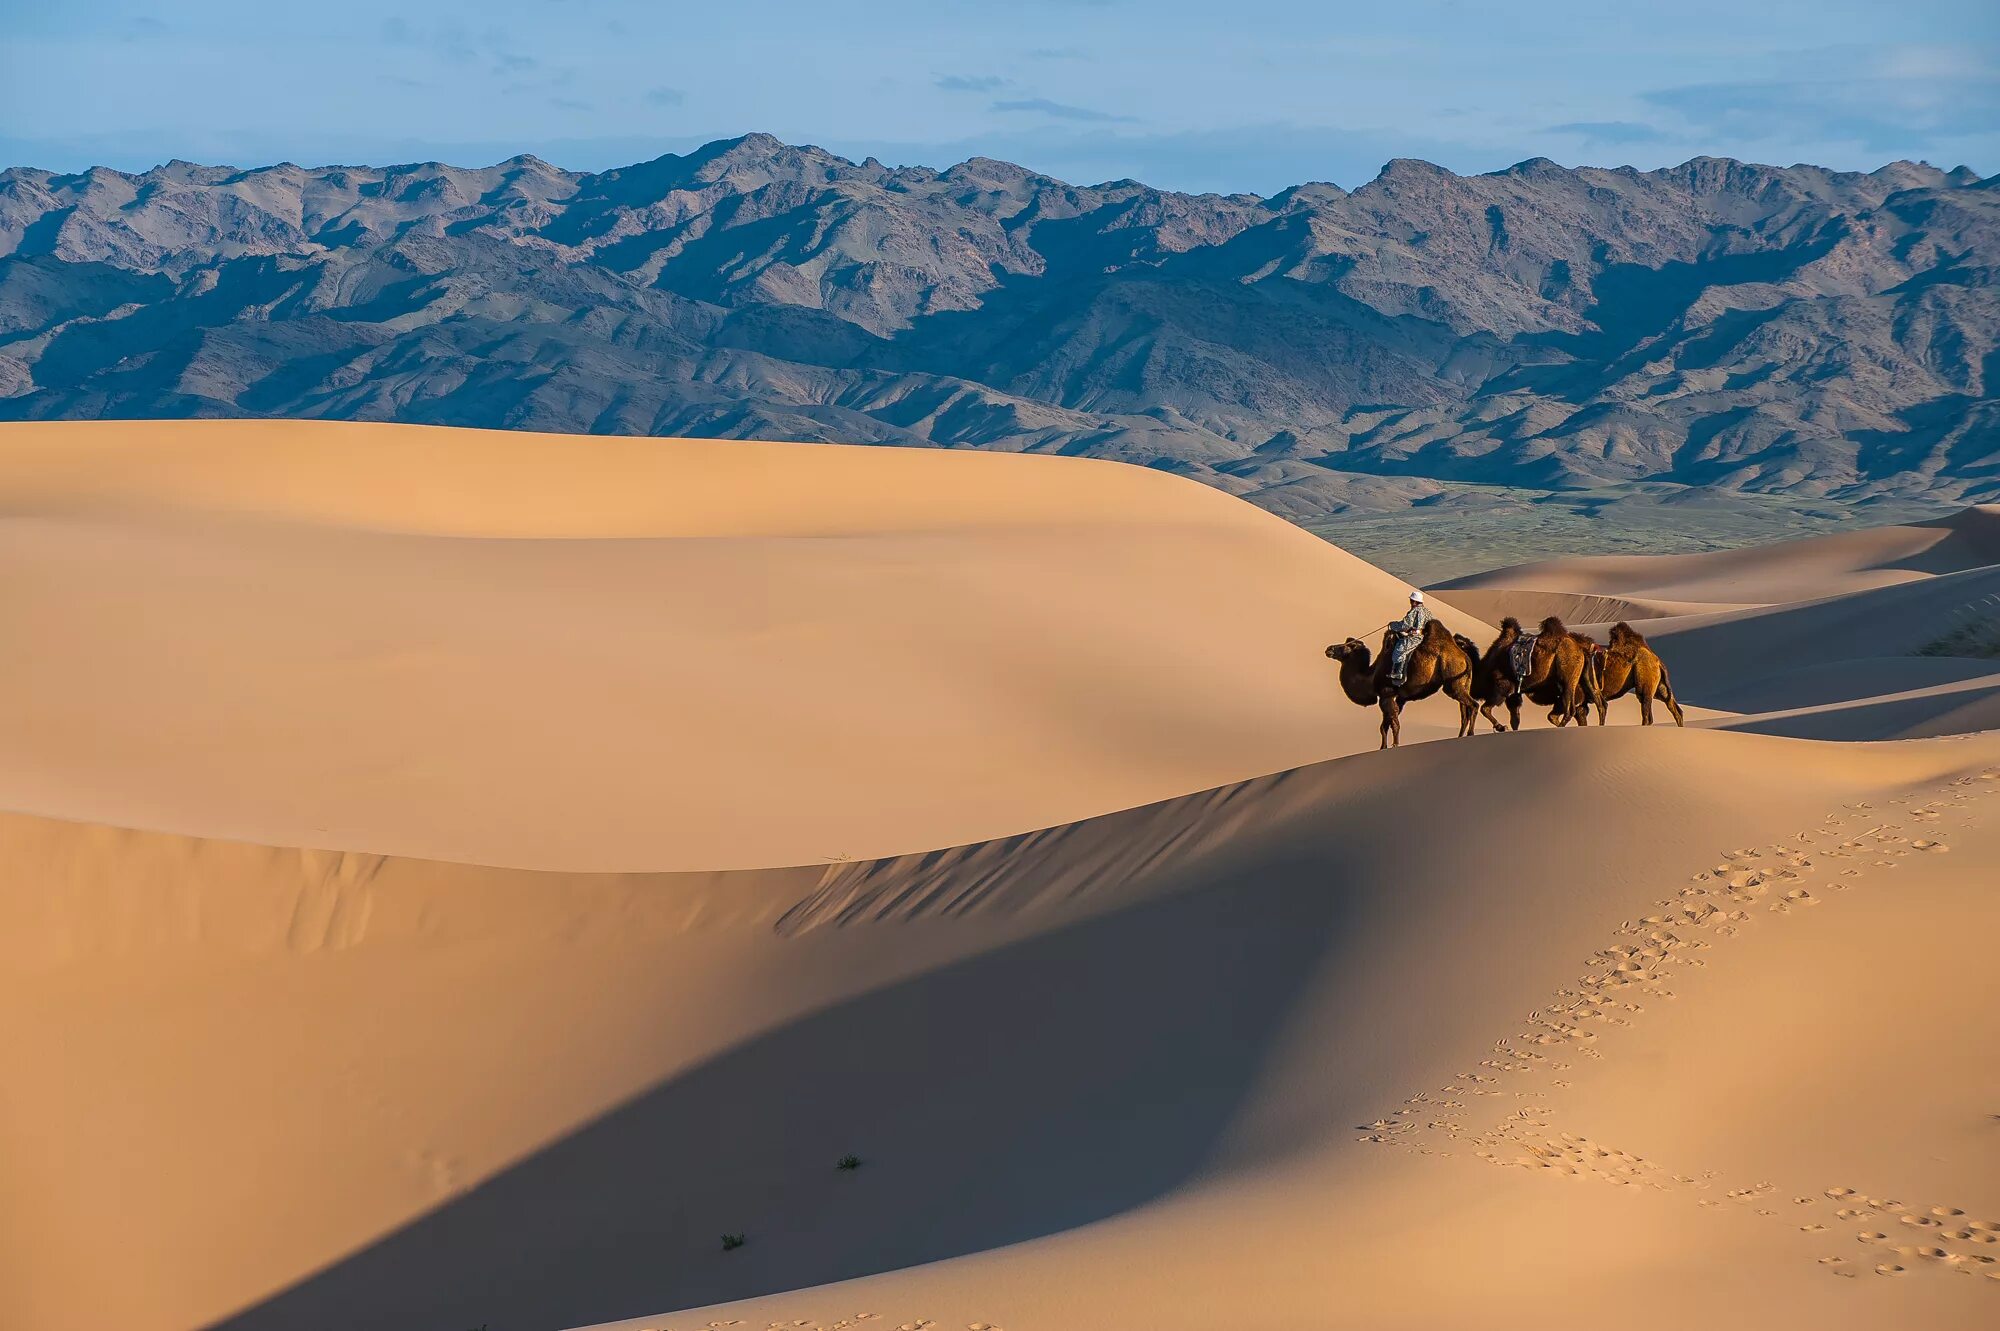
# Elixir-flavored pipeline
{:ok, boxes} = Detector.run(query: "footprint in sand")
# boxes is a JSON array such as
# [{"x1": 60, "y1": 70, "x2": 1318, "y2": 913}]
[{"x1": 1876, "y1": 1262, "x2": 1907, "y2": 1276}]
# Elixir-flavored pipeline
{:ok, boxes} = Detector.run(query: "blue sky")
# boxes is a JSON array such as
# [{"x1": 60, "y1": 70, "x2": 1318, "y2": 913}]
[{"x1": 2, "y1": 1, "x2": 1995, "y2": 192}]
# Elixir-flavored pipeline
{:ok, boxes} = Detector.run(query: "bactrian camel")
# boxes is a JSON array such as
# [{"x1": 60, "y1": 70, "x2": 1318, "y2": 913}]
[
  {"x1": 1593, "y1": 621, "x2": 1685, "y2": 726},
  {"x1": 1469, "y1": 616, "x2": 1602, "y2": 731},
  {"x1": 1325, "y1": 619, "x2": 1481, "y2": 749}
]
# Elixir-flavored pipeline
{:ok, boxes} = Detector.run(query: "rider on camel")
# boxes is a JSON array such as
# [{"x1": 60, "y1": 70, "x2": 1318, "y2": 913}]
[{"x1": 1385, "y1": 589, "x2": 1433, "y2": 685}]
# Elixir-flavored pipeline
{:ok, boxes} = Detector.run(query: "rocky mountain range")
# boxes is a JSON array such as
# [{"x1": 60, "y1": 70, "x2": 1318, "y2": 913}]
[{"x1": 2, "y1": 132, "x2": 1995, "y2": 518}]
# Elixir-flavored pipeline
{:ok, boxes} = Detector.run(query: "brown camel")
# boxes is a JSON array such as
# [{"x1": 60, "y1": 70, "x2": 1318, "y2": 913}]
[
  {"x1": 1469, "y1": 616, "x2": 1599, "y2": 730},
  {"x1": 1528, "y1": 616, "x2": 1604, "y2": 727},
  {"x1": 1592, "y1": 622, "x2": 1685, "y2": 726},
  {"x1": 1325, "y1": 619, "x2": 1480, "y2": 748}
]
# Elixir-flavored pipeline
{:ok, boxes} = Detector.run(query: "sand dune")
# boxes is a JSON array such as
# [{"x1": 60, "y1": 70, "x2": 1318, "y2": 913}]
[
  {"x1": 1640, "y1": 564, "x2": 2000, "y2": 705},
  {"x1": 1434, "y1": 504, "x2": 2000, "y2": 740},
  {"x1": 0, "y1": 420, "x2": 1486, "y2": 871},
  {"x1": 1437, "y1": 505, "x2": 2000, "y2": 609},
  {"x1": 1429, "y1": 588, "x2": 1760, "y2": 628},
  {"x1": 5, "y1": 422, "x2": 1998, "y2": 1331},
  {"x1": 572, "y1": 728, "x2": 1999, "y2": 1331},
  {"x1": 9, "y1": 728, "x2": 1998, "y2": 1331}
]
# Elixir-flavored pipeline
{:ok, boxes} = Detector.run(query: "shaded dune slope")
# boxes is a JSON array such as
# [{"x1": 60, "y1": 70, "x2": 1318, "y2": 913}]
[{"x1": 1434, "y1": 506, "x2": 2000, "y2": 739}]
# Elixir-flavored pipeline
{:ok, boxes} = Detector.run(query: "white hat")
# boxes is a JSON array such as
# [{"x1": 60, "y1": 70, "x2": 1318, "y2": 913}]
[{"x1": 1409, "y1": 589, "x2": 1425, "y2": 603}]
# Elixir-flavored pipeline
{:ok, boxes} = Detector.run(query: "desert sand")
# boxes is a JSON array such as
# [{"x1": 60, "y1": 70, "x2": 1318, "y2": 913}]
[{"x1": 3, "y1": 422, "x2": 1995, "y2": 1331}]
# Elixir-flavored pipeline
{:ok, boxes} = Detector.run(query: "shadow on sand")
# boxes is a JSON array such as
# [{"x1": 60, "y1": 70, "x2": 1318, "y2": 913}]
[{"x1": 209, "y1": 850, "x2": 1352, "y2": 1331}]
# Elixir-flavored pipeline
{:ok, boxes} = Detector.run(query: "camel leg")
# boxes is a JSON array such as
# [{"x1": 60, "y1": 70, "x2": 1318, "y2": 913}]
[
  {"x1": 1478, "y1": 700, "x2": 1506, "y2": 734},
  {"x1": 1507, "y1": 692, "x2": 1522, "y2": 732},
  {"x1": 1637, "y1": 687, "x2": 1654, "y2": 726},
  {"x1": 1451, "y1": 678, "x2": 1478, "y2": 738},
  {"x1": 1377, "y1": 694, "x2": 1402, "y2": 748},
  {"x1": 1553, "y1": 664, "x2": 1582, "y2": 727},
  {"x1": 1659, "y1": 672, "x2": 1685, "y2": 727}
]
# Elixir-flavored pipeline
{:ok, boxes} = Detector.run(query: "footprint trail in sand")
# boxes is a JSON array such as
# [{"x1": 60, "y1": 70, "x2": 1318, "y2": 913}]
[{"x1": 1359, "y1": 762, "x2": 2000, "y2": 1287}]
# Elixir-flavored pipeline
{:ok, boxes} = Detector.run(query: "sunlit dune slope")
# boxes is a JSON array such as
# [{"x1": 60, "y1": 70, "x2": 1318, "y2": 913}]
[{"x1": 0, "y1": 420, "x2": 1480, "y2": 871}]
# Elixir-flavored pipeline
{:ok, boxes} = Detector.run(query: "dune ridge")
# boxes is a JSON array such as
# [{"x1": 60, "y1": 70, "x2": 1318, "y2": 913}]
[{"x1": 1436, "y1": 505, "x2": 2000, "y2": 609}]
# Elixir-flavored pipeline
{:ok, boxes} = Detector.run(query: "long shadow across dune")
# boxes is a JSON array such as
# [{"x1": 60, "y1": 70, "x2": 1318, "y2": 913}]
[{"x1": 210, "y1": 850, "x2": 1352, "y2": 1331}]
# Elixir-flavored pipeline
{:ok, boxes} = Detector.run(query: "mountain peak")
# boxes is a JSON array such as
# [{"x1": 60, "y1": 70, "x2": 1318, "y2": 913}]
[
  {"x1": 1502, "y1": 157, "x2": 1568, "y2": 179},
  {"x1": 1375, "y1": 158, "x2": 1453, "y2": 181}
]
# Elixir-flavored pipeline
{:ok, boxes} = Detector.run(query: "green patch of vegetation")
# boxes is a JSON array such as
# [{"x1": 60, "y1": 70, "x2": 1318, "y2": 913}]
[
  {"x1": 721, "y1": 1232, "x2": 746, "y2": 1251},
  {"x1": 837, "y1": 1154, "x2": 863, "y2": 1171},
  {"x1": 1303, "y1": 485, "x2": 1955, "y2": 585},
  {"x1": 1916, "y1": 615, "x2": 2000, "y2": 660}
]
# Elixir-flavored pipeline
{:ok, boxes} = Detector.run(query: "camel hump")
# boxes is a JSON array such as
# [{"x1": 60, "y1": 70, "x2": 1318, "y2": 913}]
[
  {"x1": 1609, "y1": 621, "x2": 1648, "y2": 648},
  {"x1": 1538, "y1": 615, "x2": 1568, "y2": 637}
]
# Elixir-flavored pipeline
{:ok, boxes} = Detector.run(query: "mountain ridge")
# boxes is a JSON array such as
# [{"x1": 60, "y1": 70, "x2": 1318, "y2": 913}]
[{"x1": 2, "y1": 133, "x2": 1995, "y2": 517}]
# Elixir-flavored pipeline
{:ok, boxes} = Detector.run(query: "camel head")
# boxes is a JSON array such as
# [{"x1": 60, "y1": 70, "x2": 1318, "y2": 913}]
[{"x1": 1325, "y1": 637, "x2": 1371, "y2": 663}]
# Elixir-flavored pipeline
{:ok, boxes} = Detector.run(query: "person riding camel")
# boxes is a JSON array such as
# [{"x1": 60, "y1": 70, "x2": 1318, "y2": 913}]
[{"x1": 1384, "y1": 589, "x2": 1433, "y2": 685}]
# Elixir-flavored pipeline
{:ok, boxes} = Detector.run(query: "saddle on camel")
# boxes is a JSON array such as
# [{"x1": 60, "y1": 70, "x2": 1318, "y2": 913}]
[{"x1": 1470, "y1": 615, "x2": 1601, "y2": 731}]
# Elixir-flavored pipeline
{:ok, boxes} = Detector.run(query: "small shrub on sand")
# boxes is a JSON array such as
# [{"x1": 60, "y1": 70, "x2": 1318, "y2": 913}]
[
  {"x1": 1917, "y1": 613, "x2": 2000, "y2": 660},
  {"x1": 837, "y1": 1154, "x2": 863, "y2": 1171},
  {"x1": 721, "y1": 1232, "x2": 745, "y2": 1251}
]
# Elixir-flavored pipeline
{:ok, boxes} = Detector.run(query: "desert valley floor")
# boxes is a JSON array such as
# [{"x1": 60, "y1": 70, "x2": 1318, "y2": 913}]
[{"x1": 2, "y1": 421, "x2": 1996, "y2": 1331}]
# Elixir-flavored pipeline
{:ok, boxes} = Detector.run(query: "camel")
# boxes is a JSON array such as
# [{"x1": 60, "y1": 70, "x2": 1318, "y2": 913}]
[
  {"x1": 1325, "y1": 618, "x2": 1480, "y2": 748},
  {"x1": 1471, "y1": 616, "x2": 1600, "y2": 730},
  {"x1": 1592, "y1": 621, "x2": 1685, "y2": 726},
  {"x1": 1528, "y1": 616, "x2": 1604, "y2": 727}
]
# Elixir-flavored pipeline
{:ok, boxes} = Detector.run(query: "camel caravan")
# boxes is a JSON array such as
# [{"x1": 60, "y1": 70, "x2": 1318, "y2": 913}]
[{"x1": 1326, "y1": 591, "x2": 1684, "y2": 748}]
